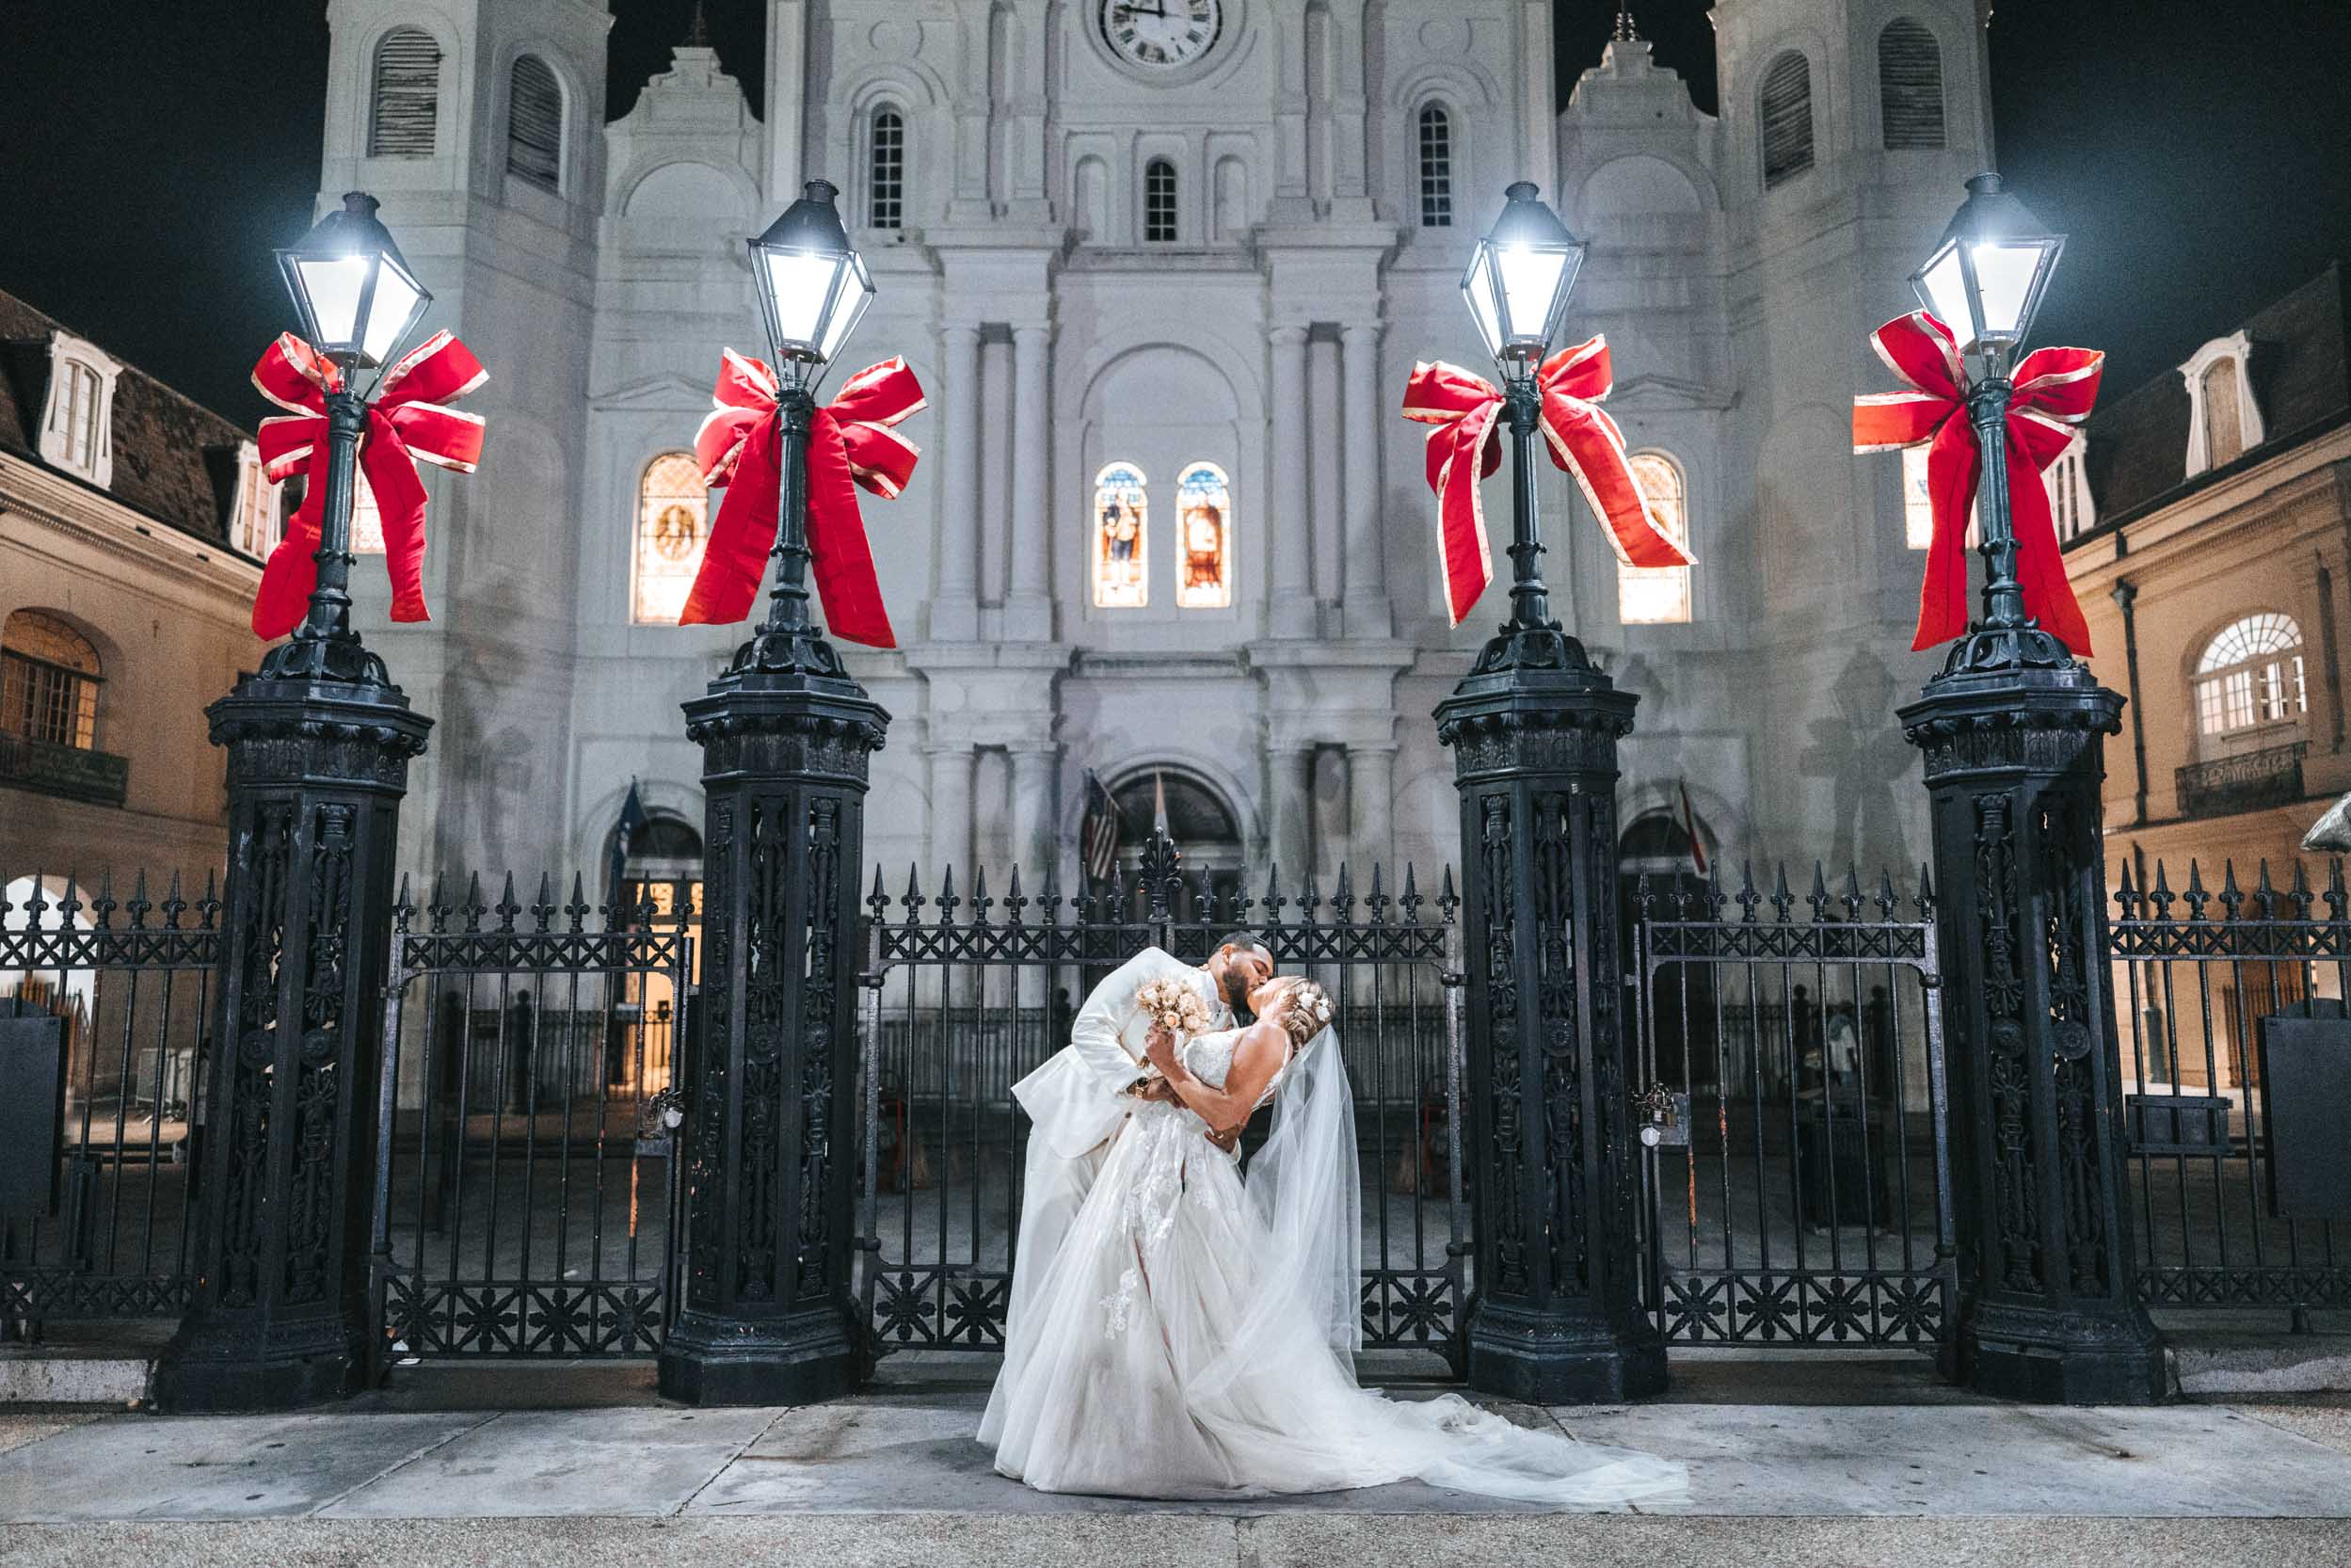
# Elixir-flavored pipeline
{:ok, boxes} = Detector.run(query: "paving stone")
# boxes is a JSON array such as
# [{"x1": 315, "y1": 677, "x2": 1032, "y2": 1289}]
[
  {"x1": 326, "y1": 1404, "x2": 783, "y2": 1517},
  {"x1": 0, "y1": 1415, "x2": 96, "y2": 1459}
]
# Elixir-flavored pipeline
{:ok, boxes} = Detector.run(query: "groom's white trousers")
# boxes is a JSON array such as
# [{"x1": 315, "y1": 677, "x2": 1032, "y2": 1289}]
[{"x1": 1007, "y1": 1134, "x2": 1110, "y2": 1340}]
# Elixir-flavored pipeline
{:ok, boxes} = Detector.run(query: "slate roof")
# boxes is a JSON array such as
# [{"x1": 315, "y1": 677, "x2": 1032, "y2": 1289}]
[
  {"x1": 0, "y1": 287, "x2": 259, "y2": 554},
  {"x1": 2076, "y1": 263, "x2": 2351, "y2": 537}
]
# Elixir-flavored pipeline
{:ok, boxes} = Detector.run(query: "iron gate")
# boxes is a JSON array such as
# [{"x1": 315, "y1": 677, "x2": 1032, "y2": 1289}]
[
  {"x1": 370, "y1": 874, "x2": 694, "y2": 1359},
  {"x1": 856, "y1": 851, "x2": 1470, "y2": 1369},
  {"x1": 0, "y1": 871, "x2": 221, "y2": 1336},
  {"x1": 1630, "y1": 865, "x2": 1956, "y2": 1347}
]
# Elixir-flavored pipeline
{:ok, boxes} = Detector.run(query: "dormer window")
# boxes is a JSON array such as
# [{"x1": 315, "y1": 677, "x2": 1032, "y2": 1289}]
[
  {"x1": 2047, "y1": 437, "x2": 2095, "y2": 542},
  {"x1": 2180, "y1": 330, "x2": 2264, "y2": 477},
  {"x1": 231, "y1": 440, "x2": 284, "y2": 558},
  {"x1": 39, "y1": 334, "x2": 121, "y2": 488}
]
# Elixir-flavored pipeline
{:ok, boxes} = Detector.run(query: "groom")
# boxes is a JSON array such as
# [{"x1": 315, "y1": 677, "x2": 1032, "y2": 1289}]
[{"x1": 1005, "y1": 932, "x2": 1274, "y2": 1333}]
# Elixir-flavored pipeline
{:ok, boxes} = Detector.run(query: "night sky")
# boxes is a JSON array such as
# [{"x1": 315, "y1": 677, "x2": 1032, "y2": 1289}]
[{"x1": 1, "y1": 0, "x2": 2344, "y2": 427}]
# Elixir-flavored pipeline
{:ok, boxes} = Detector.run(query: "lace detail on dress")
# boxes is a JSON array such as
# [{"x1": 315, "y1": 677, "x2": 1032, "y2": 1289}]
[{"x1": 1099, "y1": 1028, "x2": 1246, "y2": 1336}]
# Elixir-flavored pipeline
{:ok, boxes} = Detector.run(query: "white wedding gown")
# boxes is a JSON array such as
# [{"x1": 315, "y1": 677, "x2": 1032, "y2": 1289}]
[{"x1": 979, "y1": 1026, "x2": 1686, "y2": 1505}]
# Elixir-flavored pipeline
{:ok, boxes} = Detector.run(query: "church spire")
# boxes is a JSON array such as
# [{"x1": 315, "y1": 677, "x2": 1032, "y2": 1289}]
[
  {"x1": 683, "y1": 0, "x2": 710, "y2": 48},
  {"x1": 1612, "y1": 6, "x2": 1639, "y2": 42}
]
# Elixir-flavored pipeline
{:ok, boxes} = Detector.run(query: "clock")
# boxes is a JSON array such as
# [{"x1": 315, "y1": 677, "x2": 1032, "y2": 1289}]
[{"x1": 1099, "y1": 0, "x2": 1223, "y2": 72}]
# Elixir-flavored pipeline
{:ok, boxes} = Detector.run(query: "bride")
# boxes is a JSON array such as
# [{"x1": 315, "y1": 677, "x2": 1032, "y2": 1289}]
[{"x1": 980, "y1": 974, "x2": 1685, "y2": 1505}]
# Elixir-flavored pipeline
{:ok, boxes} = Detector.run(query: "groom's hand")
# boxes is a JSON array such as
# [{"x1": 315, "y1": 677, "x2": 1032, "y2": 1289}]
[{"x1": 1144, "y1": 1025, "x2": 1180, "y2": 1077}]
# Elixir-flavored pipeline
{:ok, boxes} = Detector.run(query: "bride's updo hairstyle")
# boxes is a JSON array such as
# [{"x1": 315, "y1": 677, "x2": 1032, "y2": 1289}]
[{"x1": 1279, "y1": 980, "x2": 1335, "y2": 1047}]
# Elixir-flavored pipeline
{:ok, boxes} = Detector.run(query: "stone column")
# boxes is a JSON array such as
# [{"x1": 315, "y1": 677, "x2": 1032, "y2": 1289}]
[
  {"x1": 1901, "y1": 641, "x2": 2167, "y2": 1404},
  {"x1": 931, "y1": 322, "x2": 982, "y2": 641},
  {"x1": 657, "y1": 388, "x2": 889, "y2": 1406},
  {"x1": 1347, "y1": 741, "x2": 1396, "y2": 872},
  {"x1": 1008, "y1": 744, "x2": 1056, "y2": 1006},
  {"x1": 1269, "y1": 327, "x2": 1315, "y2": 637},
  {"x1": 1435, "y1": 376, "x2": 1663, "y2": 1402},
  {"x1": 928, "y1": 743, "x2": 975, "y2": 885},
  {"x1": 1266, "y1": 744, "x2": 1315, "y2": 884},
  {"x1": 1340, "y1": 322, "x2": 1391, "y2": 640},
  {"x1": 1007, "y1": 323, "x2": 1052, "y2": 631}
]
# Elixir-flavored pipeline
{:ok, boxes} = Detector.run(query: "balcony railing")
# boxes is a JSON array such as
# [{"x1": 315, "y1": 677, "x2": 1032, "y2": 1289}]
[
  {"x1": 0, "y1": 730, "x2": 130, "y2": 807},
  {"x1": 2175, "y1": 740, "x2": 2307, "y2": 821}
]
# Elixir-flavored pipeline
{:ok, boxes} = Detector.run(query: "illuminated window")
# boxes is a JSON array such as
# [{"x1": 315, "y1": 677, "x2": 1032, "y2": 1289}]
[
  {"x1": 868, "y1": 106, "x2": 904, "y2": 232},
  {"x1": 2200, "y1": 359, "x2": 2246, "y2": 468},
  {"x1": 1175, "y1": 462, "x2": 1232, "y2": 609},
  {"x1": 1902, "y1": 446, "x2": 1935, "y2": 550},
  {"x1": 370, "y1": 27, "x2": 440, "y2": 157},
  {"x1": 1, "y1": 611, "x2": 101, "y2": 751},
  {"x1": 2195, "y1": 613, "x2": 2305, "y2": 739},
  {"x1": 1144, "y1": 159, "x2": 1177, "y2": 243},
  {"x1": 1092, "y1": 462, "x2": 1149, "y2": 608},
  {"x1": 349, "y1": 471, "x2": 386, "y2": 554},
  {"x1": 231, "y1": 442, "x2": 282, "y2": 558},
  {"x1": 632, "y1": 452, "x2": 711, "y2": 624},
  {"x1": 1417, "y1": 104, "x2": 1453, "y2": 228},
  {"x1": 1617, "y1": 452, "x2": 1691, "y2": 625}
]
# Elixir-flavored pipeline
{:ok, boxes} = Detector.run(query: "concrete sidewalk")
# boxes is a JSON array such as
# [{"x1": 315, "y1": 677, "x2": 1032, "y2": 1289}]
[{"x1": 4, "y1": 1360, "x2": 2351, "y2": 1566}]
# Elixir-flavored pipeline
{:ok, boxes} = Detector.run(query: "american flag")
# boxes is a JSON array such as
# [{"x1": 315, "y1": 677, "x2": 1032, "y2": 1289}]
[
  {"x1": 1677, "y1": 778, "x2": 1710, "y2": 877},
  {"x1": 1080, "y1": 771, "x2": 1122, "y2": 885}
]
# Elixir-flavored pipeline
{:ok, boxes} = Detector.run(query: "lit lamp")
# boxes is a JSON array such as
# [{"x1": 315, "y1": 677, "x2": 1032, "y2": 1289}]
[
  {"x1": 739, "y1": 179, "x2": 872, "y2": 671},
  {"x1": 1459, "y1": 181, "x2": 1587, "y2": 633},
  {"x1": 269, "y1": 191, "x2": 432, "y2": 664},
  {"x1": 749, "y1": 179, "x2": 875, "y2": 385},
  {"x1": 1913, "y1": 171, "x2": 2067, "y2": 642}
]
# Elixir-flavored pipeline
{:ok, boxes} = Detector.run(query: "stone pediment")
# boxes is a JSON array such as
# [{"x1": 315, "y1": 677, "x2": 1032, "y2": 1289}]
[{"x1": 590, "y1": 373, "x2": 714, "y2": 414}]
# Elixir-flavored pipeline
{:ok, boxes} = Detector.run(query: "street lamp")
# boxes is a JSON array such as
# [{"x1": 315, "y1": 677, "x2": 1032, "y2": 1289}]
[
  {"x1": 1913, "y1": 171, "x2": 2066, "y2": 648},
  {"x1": 270, "y1": 191, "x2": 432, "y2": 670},
  {"x1": 1460, "y1": 181, "x2": 1585, "y2": 635},
  {"x1": 739, "y1": 179, "x2": 873, "y2": 674}
]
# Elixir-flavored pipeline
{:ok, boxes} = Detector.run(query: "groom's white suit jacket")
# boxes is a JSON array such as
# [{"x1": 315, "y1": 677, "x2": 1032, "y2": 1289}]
[{"x1": 1012, "y1": 947, "x2": 1229, "y2": 1160}]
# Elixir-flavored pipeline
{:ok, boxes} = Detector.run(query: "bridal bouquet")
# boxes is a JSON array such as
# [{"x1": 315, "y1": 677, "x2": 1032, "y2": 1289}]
[{"x1": 1135, "y1": 977, "x2": 1213, "y2": 1050}]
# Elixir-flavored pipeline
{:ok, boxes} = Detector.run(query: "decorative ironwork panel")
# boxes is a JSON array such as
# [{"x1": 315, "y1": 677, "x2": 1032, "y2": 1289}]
[
  {"x1": 1631, "y1": 863, "x2": 1956, "y2": 1349},
  {"x1": 2175, "y1": 741, "x2": 2306, "y2": 821}
]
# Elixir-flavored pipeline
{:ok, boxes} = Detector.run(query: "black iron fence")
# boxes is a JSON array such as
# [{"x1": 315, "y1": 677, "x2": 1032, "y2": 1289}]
[
  {"x1": 2110, "y1": 858, "x2": 2351, "y2": 1320},
  {"x1": 1630, "y1": 865, "x2": 1955, "y2": 1347},
  {"x1": 370, "y1": 873, "x2": 694, "y2": 1361},
  {"x1": 856, "y1": 857, "x2": 1468, "y2": 1370},
  {"x1": 0, "y1": 871, "x2": 220, "y2": 1336}
]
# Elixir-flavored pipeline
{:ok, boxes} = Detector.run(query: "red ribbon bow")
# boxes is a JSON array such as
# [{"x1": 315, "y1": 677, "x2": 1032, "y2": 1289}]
[
  {"x1": 680, "y1": 351, "x2": 924, "y2": 646},
  {"x1": 1400, "y1": 337, "x2": 1690, "y2": 628},
  {"x1": 1853, "y1": 311, "x2": 2103, "y2": 655},
  {"x1": 249, "y1": 331, "x2": 487, "y2": 640}
]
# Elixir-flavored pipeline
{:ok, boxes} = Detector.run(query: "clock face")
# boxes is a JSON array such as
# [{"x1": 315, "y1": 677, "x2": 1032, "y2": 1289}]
[{"x1": 1100, "y1": 0, "x2": 1223, "y2": 71}]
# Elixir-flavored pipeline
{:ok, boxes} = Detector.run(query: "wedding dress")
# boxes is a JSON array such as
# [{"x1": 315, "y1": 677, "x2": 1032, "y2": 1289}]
[{"x1": 978, "y1": 1025, "x2": 1686, "y2": 1505}]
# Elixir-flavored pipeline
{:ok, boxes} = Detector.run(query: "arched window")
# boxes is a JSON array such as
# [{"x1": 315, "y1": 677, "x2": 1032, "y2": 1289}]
[
  {"x1": 2, "y1": 611, "x2": 102, "y2": 751},
  {"x1": 369, "y1": 27, "x2": 441, "y2": 157},
  {"x1": 868, "y1": 106, "x2": 905, "y2": 232},
  {"x1": 506, "y1": 54, "x2": 564, "y2": 192},
  {"x1": 1618, "y1": 452, "x2": 1693, "y2": 625},
  {"x1": 1417, "y1": 104, "x2": 1454, "y2": 228},
  {"x1": 1878, "y1": 19, "x2": 1945, "y2": 150},
  {"x1": 1175, "y1": 461, "x2": 1232, "y2": 609},
  {"x1": 633, "y1": 452, "x2": 711, "y2": 624},
  {"x1": 2200, "y1": 359, "x2": 2246, "y2": 469},
  {"x1": 2195, "y1": 613, "x2": 2306, "y2": 739},
  {"x1": 1144, "y1": 158, "x2": 1177, "y2": 243},
  {"x1": 1093, "y1": 462, "x2": 1149, "y2": 607},
  {"x1": 1759, "y1": 50, "x2": 1815, "y2": 189}
]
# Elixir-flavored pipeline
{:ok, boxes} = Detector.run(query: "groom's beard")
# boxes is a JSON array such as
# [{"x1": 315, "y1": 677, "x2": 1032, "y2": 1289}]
[{"x1": 1216, "y1": 968, "x2": 1254, "y2": 1016}]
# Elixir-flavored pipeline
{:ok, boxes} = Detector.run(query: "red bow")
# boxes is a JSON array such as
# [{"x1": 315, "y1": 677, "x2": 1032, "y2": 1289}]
[
  {"x1": 1853, "y1": 311, "x2": 2102, "y2": 655},
  {"x1": 1400, "y1": 337, "x2": 1690, "y2": 628},
  {"x1": 680, "y1": 352, "x2": 924, "y2": 647},
  {"x1": 248, "y1": 331, "x2": 486, "y2": 641}
]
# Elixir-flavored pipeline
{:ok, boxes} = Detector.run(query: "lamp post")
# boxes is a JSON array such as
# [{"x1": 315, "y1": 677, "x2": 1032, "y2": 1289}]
[
  {"x1": 1435, "y1": 183, "x2": 1666, "y2": 1401},
  {"x1": 1896, "y1": 173, "x2": 2166, "y2": 1403},
  {"x1": 660, "y1": 179, "x2": 889, "y2": 1405},
  {"x1": 155, "y1": 192, "x2": 434, "y2": 1410}
]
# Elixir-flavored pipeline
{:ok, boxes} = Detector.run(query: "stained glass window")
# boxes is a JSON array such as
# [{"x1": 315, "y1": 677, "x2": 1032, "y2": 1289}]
[
  {"x1": 1175, "y1": 461, "x2": 1232, "y2": 608},
  {"x1": 634, "y1": 451, "x2": 711, "y2": 624},
  {"x1": 1901, "y1": 445, "x2": 1934, "y2": 550},
  {"x1": 1617, "y1": 452, "x2": 1691, "y2": 625},
  {"x1": 1093, "y1": 462, "x2": 1149, "y2": 608},
  {"x1": 350, "y1": 470, "x2": 385, "y2": 554}
]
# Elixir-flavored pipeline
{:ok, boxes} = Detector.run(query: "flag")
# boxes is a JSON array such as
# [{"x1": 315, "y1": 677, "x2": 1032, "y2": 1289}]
[
  {"x1": 1676, "y1": 779, "x2": 1709, "y2": 878},
  {"x1": 1080, "y1": 771, "x2": 1122, "y2": 886},
  {"x1": 608, "y1": 781, "x2": 648, "y2": 907}
]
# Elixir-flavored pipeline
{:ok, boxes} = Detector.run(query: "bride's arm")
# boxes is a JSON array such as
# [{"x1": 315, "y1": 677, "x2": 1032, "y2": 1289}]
[{"x1": 1144, "y1": 1023, "x2": 1287, "y2": 1140}]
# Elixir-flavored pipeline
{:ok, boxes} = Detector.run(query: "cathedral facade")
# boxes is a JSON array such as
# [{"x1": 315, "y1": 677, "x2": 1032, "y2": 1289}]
[{"x1": 310, "y1": 0, "x2": 1996, "y2": 895}]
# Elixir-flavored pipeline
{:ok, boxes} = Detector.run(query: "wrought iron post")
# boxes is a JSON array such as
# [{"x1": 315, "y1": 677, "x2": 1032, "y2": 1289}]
[
  {"x1": 154, "y1": 389, "x2": 431, "y2": 1411},
  {"x1": 659, "y1": 381, "x2": 887, "y2": 1404},
  {"x1": 1898, "y1": 356, "x2": 2166, "y2": 1404},
  {"x1": 1434, "y1": 371, "x2": 1665, "y2": 1402}
]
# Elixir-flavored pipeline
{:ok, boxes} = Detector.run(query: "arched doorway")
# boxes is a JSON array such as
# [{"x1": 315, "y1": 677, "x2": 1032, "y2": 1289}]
[
  {"x1": 1621, "y1": 808, "x2": 1716, "y2": 1096},
  {"x1": 1107, "y1": 769, "x2": 1242, "y2": 920}
]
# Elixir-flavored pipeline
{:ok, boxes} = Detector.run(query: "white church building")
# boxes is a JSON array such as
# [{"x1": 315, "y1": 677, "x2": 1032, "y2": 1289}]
[{"x1": 310, "y1": 0, "x2": 1998, "y2": 898}]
